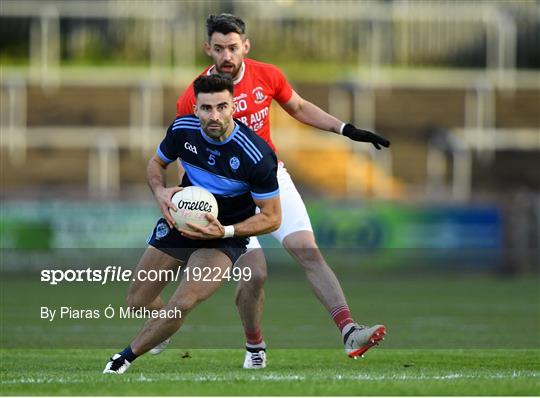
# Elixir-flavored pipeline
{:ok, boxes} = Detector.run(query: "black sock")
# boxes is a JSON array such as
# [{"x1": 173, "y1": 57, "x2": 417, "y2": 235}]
[{"x1": 119, "y1": 345, "x2": 138, "y2": 362}]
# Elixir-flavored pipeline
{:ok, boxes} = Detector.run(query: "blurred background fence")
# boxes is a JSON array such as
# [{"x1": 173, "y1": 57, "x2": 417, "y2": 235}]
[
  {"x1": 1, "y1": 1, "x2": 539, "y2": 75},
  {"x1": 1, "y1": 0, "x2": 539, "y2": 273}
]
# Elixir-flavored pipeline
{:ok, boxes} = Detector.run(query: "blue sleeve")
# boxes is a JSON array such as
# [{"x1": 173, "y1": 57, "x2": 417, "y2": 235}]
[
  {"x1": 250, "y1": 151, "x2": 279, "y2": 200},
  {"x1": 156, "y1": 124, "x2": 178, "y2": 164}
]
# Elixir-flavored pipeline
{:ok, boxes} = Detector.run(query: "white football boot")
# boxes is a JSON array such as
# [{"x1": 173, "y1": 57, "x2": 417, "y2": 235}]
[
  {"x1": 344, "y1": 324, "x2": 386, "y2": 358},
  {"x1": 103, "y1": 354, "x2": 131, "y2": 374},
  {"x1": 243, "y1": 349, "x2": 266, "y2": 369}
]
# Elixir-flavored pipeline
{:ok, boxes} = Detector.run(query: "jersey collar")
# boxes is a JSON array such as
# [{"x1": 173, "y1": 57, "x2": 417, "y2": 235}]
[
  {"x1": 207, "y1": 61, "x2": 245, "y2": 85},
  {"x1": 199, "y1": 122, "x2": 239, "y2": 146}
]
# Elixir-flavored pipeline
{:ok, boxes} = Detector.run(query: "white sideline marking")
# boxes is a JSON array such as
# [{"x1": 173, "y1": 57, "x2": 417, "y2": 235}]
[{"x1": 2, "y1": 371, "x2": 539, "y2": 385}]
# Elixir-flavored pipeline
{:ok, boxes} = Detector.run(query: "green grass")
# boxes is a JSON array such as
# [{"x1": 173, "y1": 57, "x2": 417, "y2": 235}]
[
  {"x1": 1, "y1": 348, "x2": 538, "y2": 395},
  {"x1": 1, "y1": 272, "x2": 539, "y2": 349},
  {"x1": 1, "y1": 270, "x2": 539, "y2": 395}
]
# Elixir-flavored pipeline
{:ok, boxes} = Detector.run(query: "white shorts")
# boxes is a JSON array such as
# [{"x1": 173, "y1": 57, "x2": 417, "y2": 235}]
[{"x1": 246, "y1": 162, "x2": 313, "y2": 250}]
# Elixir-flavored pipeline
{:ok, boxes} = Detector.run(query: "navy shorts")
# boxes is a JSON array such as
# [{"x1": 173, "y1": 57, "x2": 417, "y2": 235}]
[{"x1": 147, "y1": 218, "x2": 248, "y2": 264}]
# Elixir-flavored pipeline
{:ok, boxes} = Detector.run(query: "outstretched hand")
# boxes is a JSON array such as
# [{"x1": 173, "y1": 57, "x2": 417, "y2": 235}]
[{"x1": 342, "y1": 123, "x2": 390, "y2": 150}]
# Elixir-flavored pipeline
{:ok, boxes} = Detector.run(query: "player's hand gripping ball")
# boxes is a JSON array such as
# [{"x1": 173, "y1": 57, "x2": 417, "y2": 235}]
[{"x1": 169, "y1": 186, "x2": 218, "y2": 231}]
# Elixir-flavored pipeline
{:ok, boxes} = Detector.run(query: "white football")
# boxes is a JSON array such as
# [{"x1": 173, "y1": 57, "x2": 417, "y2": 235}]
[{"x1": 169, "y1": 186, "x2": 219, "y2": 231}]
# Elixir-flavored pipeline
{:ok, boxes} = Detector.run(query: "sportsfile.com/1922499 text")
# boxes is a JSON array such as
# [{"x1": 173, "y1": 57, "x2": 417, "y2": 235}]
[{"x1": 40, "y1": 266, "x2": 252, "y2": 285}]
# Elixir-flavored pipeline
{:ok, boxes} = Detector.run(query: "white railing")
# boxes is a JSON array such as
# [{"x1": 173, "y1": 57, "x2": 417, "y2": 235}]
[
  {"x1": 0, "y1": 77, "x2": 165, "y2": 196},
  {"x1": 426, "y1": 128, "x2": 540, "y2": 201},
  {"x1": 2, "y1": 0, "x2": 536, "y2": 85},
  {"x1": 1, "y1": 0, "x2": 538, "y2": 198},
  {"x1": 239, "y1": 0, "x2": 526, "y2": 86}
]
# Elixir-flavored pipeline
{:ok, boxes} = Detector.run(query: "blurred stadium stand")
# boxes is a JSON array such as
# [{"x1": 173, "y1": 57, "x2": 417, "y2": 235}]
[
  {"x1": 1, "y1": 0, "x2": 538, "y2": 270},
  {"x1": 1, "y1": 0, "x2": 538, "y2": 198}
]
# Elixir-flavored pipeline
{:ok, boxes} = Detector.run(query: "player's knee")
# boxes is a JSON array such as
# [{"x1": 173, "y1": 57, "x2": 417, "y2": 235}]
[
  {"x1": 249, "y1": 263, "x2": 267, "y2": 287},
  {"x1": 235, "y1": 249, "x2": 267, "y2": 288},
  {"x1": 235, "y1": 267, "x2": 265, "y2": 302},
  {"x1": 296, "y1": 250, "x2": 324, "y2": 269},
  {"x1": 285, "y1": 237, "x2": 325, "y2": 269},
  {"x1": 126, "y1": 293, "x2": 146, "y2": 310},
  {"x1": 234, "y1": 263, "x2": 266, "y2": 307}
]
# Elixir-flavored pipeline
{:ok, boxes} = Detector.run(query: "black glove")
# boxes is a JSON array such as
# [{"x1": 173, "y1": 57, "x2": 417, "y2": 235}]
[{"x1": 342, "y1": 123, "x2": 390, "y2": 150}]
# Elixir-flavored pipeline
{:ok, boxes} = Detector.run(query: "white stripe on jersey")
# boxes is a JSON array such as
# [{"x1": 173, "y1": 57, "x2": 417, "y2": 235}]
[
  {"x1": 234, "y1": 131, "x2": 263, "y2": 160},
  {"x1": 174, "y1": 119, "x2": 199, "y2": 126},
  {"x1": 232, "y1": 137, "x2": 259, "y2": 164}
]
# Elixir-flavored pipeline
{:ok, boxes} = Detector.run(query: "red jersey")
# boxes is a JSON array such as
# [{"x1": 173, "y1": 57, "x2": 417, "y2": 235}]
[{"x1": 176, "y1": 58, "x2": 293, "y2": 153}]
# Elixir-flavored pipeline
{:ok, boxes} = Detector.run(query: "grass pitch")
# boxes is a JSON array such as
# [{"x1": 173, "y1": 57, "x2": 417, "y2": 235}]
[
  {"x1": 1, "y1": 269, "x2": 539, "y2": 395},
  {"x1": 1, "y1": 348, "x2": 539, "y2": 395}
]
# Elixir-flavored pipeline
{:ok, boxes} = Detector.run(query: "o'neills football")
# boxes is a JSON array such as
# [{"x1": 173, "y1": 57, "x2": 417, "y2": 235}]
[{"x1": 169, "y1": 186, "x2": 218, "y2": 231}]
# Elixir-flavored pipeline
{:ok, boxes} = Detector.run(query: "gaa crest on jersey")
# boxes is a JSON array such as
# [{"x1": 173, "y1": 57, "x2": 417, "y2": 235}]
[
  {"x1": 252, "y1": 87, "x2": 267, "y2": 104},
  {"x1": 229, "y1": 156, "x2": 240, "y2": 171},
  {"x1": 155, "y1": 221, "x2": 170, "y2": 240}
]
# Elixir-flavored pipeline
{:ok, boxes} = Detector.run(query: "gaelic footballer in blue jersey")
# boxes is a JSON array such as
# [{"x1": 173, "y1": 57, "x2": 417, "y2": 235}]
[
  {"x1": 154, "y1": 110, "x2": 280, "y2": 241},
  {"x1": 103, "y1": 74, "x2": 281, "y2": 374}
]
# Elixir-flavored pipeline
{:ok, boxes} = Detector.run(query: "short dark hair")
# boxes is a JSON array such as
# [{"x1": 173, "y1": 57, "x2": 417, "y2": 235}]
[
  {"x1": 206, "y1": 13, "x2": 246, "y2": 39},
  {"x1": 193, "y1": 74, "x2": 234, "y2": 98}
]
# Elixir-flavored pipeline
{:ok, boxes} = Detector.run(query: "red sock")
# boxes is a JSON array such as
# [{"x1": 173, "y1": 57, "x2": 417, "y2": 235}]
[
  {"x1": 244, "y1": 328, "x2": 263, "y2": 346},
  {"x1": 330, "y1": 305, "x2": 354, "y2": 332}
]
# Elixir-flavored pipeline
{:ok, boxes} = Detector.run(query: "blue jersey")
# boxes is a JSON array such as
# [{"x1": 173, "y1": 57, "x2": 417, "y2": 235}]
[{"x1": 156, "y1": 115, "x2": 279, "y2": 226}]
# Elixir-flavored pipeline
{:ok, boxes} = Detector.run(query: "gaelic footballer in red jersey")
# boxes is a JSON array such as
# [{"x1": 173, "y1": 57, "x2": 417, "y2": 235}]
[
  {"x1": 177, "y1": 59, "x2": 292, "y2": 153},
  {"x1": 175, "y1": 13, "x2": 388, "y2": 367}
]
